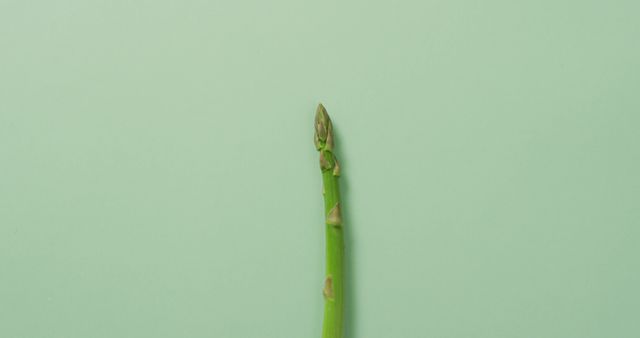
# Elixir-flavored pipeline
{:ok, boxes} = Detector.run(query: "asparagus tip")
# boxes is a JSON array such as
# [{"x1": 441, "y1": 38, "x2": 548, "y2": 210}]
[{"x1": 314, "y1": 103, "x2": 332, "y2": 146}]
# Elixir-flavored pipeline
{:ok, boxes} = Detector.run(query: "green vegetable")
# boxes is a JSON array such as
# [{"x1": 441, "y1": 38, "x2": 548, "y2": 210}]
[{"x1": 314, "y1": 103, "x2": 344, "y2": 338}]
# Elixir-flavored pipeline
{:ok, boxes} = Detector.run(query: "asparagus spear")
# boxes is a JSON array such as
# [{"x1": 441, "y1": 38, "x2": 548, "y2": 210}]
[{"x1": 314, "y1": 104, "x2": 344, "y2": 338}]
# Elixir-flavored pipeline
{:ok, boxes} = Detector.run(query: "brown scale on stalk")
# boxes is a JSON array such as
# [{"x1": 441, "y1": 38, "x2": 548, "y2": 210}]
[{"x1": 323, "y1": 276, "x2": 334, "y2": 300}]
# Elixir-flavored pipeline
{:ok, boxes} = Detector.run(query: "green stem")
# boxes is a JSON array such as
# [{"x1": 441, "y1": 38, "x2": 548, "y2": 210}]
[{"x1": 314, "y1": 104, "x2": 344, "y2": 338}]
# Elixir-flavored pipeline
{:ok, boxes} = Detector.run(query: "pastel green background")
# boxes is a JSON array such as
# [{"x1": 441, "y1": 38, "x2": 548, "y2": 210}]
[{"x1": 1, "y1": 1, "x2": 639, "y2": 337}]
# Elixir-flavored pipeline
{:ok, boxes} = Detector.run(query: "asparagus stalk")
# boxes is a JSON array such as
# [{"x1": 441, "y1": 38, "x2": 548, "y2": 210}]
[{"x1": 314, "y1": 104, "x2": 344, "y2": 338}]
